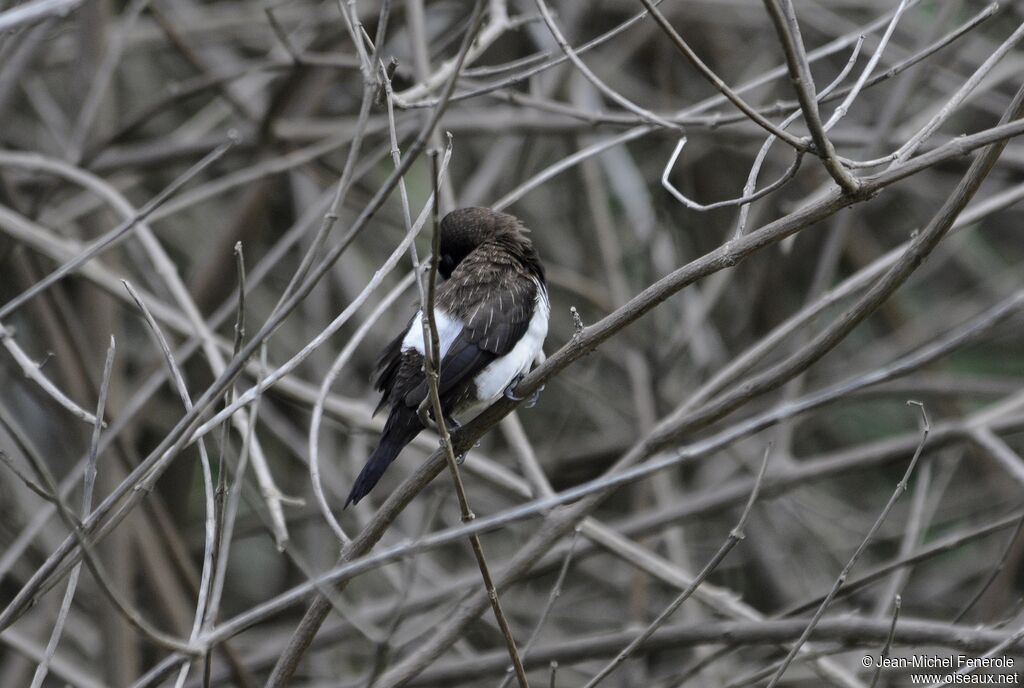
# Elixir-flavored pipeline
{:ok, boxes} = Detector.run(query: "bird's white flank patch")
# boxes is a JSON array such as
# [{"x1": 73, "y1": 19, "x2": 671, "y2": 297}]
[
  {"x1": 401, "y1": 309, "x2": 462, "y2": 358},
  {"x1": 474, "y1": 284, "x2": 549, "y2": 401}
]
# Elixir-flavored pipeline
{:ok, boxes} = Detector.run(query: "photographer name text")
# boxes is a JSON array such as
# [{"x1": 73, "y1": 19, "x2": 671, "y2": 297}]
[{"x1": 862, "y1": 655, "x2": 1015, "y2": 669}]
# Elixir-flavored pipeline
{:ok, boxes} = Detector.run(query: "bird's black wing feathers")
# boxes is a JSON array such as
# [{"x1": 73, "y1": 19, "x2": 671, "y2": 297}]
[
  {"x1": 401, "y1": 339, "x2": 492, "y2": 408},
  {"x1": 452, "y1": 250, "x2": 538, "y2": 353},
  {"x1": 372, "y1": 313, "x2": 415, "y2": 416},
  {"x1": 463, "y1": 279, "x2": 536, "y2": 355}
]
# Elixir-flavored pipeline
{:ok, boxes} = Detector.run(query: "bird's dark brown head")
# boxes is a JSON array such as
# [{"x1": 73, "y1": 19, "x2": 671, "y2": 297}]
[{"x1": 438, "y1": 207, "x2": 534, "y2": 279}]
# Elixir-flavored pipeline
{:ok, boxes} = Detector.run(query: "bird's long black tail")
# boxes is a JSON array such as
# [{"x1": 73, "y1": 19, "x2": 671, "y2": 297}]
[{"x1": 345, "y1": 405, "x2": 422, "y2": 507}]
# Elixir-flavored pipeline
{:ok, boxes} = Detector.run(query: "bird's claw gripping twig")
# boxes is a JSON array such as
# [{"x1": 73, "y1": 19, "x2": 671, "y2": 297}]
[
  {"x1": 503, "y1": 374, "x2": 525, "y2": 401},
  {"x1": 417, "y1": 399, "x2": 466, "y2": 462},
  {"x1": 503, "y1": 374, "x2": 544, "y2": 408},
  {"x1": 447, "y1": 418, "x2": 472, "y2": 464},
  {"x1": 418, "y1": 400, "x2": 464, "y2": 435},
  {"x1": 418, "y1": 403, "x2": 469, "y2": 463}
]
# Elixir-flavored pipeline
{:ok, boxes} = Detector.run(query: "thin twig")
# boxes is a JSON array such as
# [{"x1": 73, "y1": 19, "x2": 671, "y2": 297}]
[
  {"x1": 204, "y1": 241, "x2": 247, "y2": 688},
  {"x1": 0, "y1": 0, "x2": 82, "y2": 32},
  {"x1": 29, "y1": 338, "x2": 113, "y2": 688},
  {"x1": 0, "y1": 323, "x2": 98, "y2": 424},
  {"x1": 0, "y1": 451, "x2": 60, "y2": 505},
  {"x1": 420, "y1": 149, "x2": 530, "y2": 688},
  {"x1": 967, "y1": 426, "x2": 1024, "y2": 488},
  {"x1": 868, "y1": 596, "x2": 902, "y2": 688},
  {"x1": 661, "y1": 137, "x2": 804, "y2": 212},
  {"x1": 122, "y1": 281, "x2": 217, "y2": 688}
]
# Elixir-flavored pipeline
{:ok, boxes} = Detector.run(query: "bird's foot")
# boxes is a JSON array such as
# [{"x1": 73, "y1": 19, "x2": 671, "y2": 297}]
[
  {"x1": 503, "y1": 374, "x2": 544, "y2": 408},
  {"x1": 419, "y1": 402, "x2": 465, "y2": 438},
  {"x1": 503, "y1": 374, "x2": 525, "y2": 401},
  {"x1": 451, "y1": 420, "x2": 479, "y2": 465}
]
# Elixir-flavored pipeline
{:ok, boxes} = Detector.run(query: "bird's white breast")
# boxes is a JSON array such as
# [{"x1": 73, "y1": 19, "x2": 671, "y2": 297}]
[
  {"x1": 473, "y1": 284, "x2": 549, "y2": 402},
  {"x1": 401, "y1": 309, "x2": 462, "y2": 358}
]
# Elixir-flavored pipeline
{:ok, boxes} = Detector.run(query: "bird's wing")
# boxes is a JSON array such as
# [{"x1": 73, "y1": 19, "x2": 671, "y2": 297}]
[
  {"x1": 375, "y1": 304, "x2": 468, "y2": 412},
  {"x1": 458, "y1": 270, "x2": 537, "y2": 355},
  {"x1": 372, "y1": 312, "x2": 415, "y2": 416}
]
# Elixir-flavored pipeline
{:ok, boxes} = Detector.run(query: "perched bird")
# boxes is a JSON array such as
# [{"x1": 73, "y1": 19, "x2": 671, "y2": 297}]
[{"x1": 345, "y1": 207, "x2": 549, "y2": 507}]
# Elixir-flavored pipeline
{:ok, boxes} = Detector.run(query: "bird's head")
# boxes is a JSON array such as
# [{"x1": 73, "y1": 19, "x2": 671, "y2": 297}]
[{"x1": 437, "y1": 207, "x2": 531, "y2": 279}]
